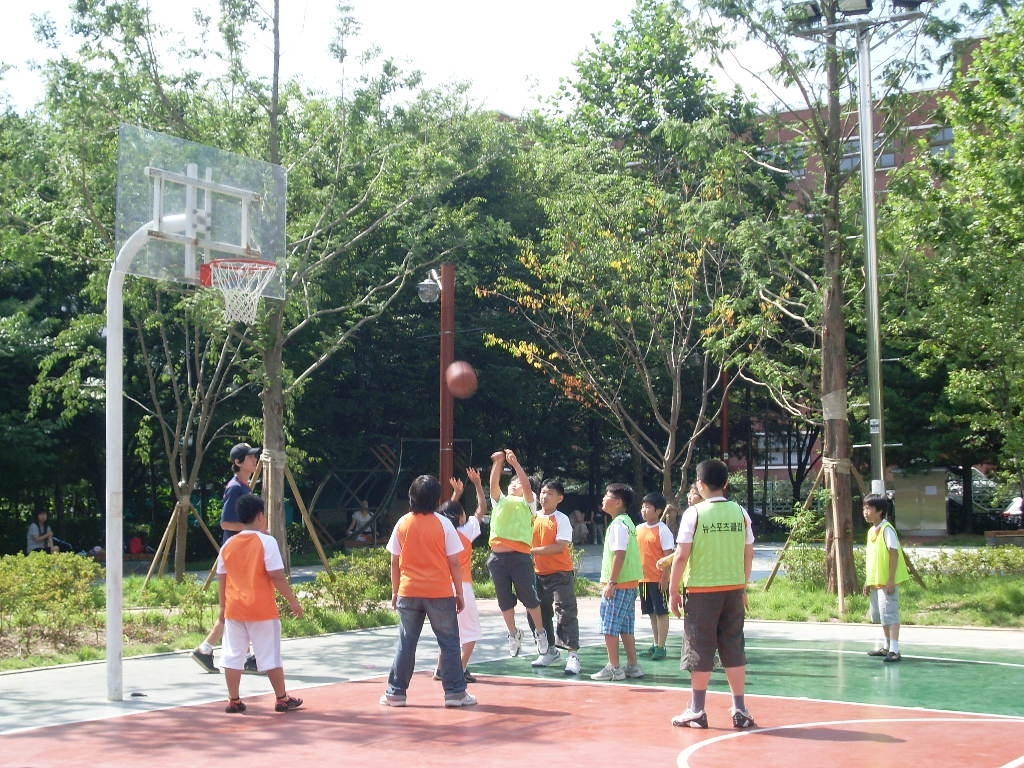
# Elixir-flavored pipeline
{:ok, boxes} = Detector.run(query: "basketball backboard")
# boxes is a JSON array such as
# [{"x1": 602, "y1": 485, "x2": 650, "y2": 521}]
[{"x1": 115, "y1": 124, "x2": 287, "y2": 300}]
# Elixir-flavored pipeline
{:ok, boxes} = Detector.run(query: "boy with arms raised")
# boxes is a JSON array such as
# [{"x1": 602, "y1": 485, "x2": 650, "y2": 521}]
[{"x1": 487, "y1": 449, "x2": 550, "y2": 659}]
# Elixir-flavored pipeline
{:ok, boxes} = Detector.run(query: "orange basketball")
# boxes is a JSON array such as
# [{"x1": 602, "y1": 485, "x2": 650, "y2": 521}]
[{"x1": 445, "y1": 361, "x2": 478, "y2": 399}]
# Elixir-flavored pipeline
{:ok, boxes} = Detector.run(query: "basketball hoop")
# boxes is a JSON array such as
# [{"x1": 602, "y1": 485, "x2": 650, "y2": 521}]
[{"x1": 199, "y1": 258, "x2": 277, "y2": 323}]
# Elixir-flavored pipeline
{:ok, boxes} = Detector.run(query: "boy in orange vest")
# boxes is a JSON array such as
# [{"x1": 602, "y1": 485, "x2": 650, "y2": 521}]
[
  {"x1": 217, "y1": 493, "x2": 303, "y2": 714},
  {"x1": 529, "y1": 479, "x2": 581, "y2": 674},
  {"x1": 381, "y1": 474, "x2": 476, "y2": 708},
  {"x1": 637, "y1": 492, "x2": 675, "y2": 660}
]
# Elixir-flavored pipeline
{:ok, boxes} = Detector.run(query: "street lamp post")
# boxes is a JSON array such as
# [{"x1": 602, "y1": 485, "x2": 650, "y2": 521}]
[
  {"x1": 418, "y1": 264, "x2": 456, "y2": 485},
  {"x1": 855, "y1": 23, "x2": 887, "y2": 496}
]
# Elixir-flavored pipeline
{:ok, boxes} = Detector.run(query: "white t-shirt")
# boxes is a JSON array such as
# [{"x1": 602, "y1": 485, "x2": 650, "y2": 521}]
[
  {"x1": 216, "y1": 530, "x2": 284, "y2": 575},
  {"x1": 386, "y1": 512, "x2": 463, "y2": 557},
  {"x1": 872, "y1": 522, "x2": 900, "y2": 550},
  {"x1": 606, "y1": 515, "x2": 632, "y2": 552},
  {"x1": 459, "y1": 515, "x2": 482, "y2": 544}
]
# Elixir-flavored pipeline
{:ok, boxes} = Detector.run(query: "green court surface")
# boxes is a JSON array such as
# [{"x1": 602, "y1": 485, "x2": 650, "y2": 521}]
[{"x1": 477, "y1": 636, "x2": 1024, "y2": 718}]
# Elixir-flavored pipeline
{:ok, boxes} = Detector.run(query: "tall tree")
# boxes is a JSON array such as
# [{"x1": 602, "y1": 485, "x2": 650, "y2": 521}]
[
  {"x1": 885, "y1": 8, "x2": 1024, "y2": 485},
  {"x1": 26, "y1": 0, "x2": 520, "y2": 562},
  {"x1": 487, "y1": 0, "x2": 784, "y2": 508},
  {"x1": 687, "y1": 0, "x2": 981, "y2": 595}
]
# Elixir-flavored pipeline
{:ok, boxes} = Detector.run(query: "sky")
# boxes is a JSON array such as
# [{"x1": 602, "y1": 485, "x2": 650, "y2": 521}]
[
  {"x1": 2, "y1": 1, "x2": 975, "y2": 119},
  {"x1": 2, "y1": 0, "x2": 653, "y2": 116}
]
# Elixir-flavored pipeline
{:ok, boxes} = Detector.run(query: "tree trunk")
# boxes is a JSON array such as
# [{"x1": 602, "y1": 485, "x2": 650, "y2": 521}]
[
  {"x1": 261, "y1": 304, "x2": 289, "y2": 569},
  {"x1": 821, "y1": 18, "x2": 856, "y2": 598}
]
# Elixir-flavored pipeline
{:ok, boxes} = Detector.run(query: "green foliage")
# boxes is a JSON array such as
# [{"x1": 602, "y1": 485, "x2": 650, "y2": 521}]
[
  {"x1": 913, "y1": 545, "x2": 1024, "y2": 583},
  {"x1": 884, "y1": 8, "x2": 1024, "y2": 466},
  {"x1": 772, "y1": 490, "x2": 831, "y2": 544},
  {"x1": 305, "y1": 548, "x2": 391, "y2": 614},
  {"x1": 177, "y1": 576, "x2": 217, "y2": 633},
  {"x1": 470, "y1": 546, "x2": 491, "y2": 583},
  {"x1": 0, "y1": 552, "x2": 104, "y2": 655}
]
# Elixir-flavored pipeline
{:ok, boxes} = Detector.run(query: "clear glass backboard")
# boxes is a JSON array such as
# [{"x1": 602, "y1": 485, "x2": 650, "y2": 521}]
[{"x1": 115, "y1": 124, "x2": 287, "y2": 300}]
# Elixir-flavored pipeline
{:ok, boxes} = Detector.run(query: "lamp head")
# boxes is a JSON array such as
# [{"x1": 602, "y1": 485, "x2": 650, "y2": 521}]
[
  {"x1": 785, "y1": 1, "x2": 823, "y2": 27},
  {"x1": 891, "y1": 0, "x2": 926, "y2": 8},
  {"x1": 837, "y1": 0, "x2": 872, "y2": 13},
  {"x1": 417, "y1": 269, "x2": 442, "y2": 303}
]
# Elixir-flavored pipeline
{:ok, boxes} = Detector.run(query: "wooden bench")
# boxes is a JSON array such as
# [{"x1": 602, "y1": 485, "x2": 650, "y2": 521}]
[{"x1": 984, "y1": 530, "x2": 1024, "y2": 547}]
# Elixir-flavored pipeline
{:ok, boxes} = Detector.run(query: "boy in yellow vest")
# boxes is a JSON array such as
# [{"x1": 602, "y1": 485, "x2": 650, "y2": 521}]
[
  {"x1": 668, "y1": 459, "x2": 755, "y2": 729},
  {"x1": 862, "y1": 493, "x2": 909, "y2": 663},
  {"x1": 487, "y1": 449, "x2": 550, "y2": 659},
  {"x1": 590, "y1": 483, "x2": 644, "y2": 681}
]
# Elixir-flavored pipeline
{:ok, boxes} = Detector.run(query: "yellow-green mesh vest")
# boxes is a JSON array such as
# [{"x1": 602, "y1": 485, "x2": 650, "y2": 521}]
[
  {"x1": 488, "y1": 494, "x2": 534, "y2": 546},
  {"x1": 683, "y1": 500, "x2": 747, "y2": 588},
  {"x1": 600, "y1": 514, "x2": 642, "y2": 583},
  {"x1": 865, "y1": 520, "x2": 909, "y2": 586}
]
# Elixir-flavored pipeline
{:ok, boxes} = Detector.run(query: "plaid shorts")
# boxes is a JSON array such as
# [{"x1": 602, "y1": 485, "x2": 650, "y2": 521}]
[{"x1": 599, "y1": 587, "x2": 637, "y2": 636}]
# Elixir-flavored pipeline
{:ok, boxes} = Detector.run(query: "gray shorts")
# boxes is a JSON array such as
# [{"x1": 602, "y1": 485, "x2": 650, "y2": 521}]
[
  {"x1": 486, "y1": 551, "x2": 540, "y2": 611},
  {"x1": 868, "y1": 585, "x2": 901, "y2": 626},
  {"x1": 681, "y1": 589, "x2": 746, "y2": 672}
]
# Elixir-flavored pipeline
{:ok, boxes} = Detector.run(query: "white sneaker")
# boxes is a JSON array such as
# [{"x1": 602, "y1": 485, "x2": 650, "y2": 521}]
[
  {"x1": 507, "y1": 628, "x2": 523, "y2": 657},
  {"x1": 671, "y1": 708, "x2": 708, "y2": 728},
  {"x1": 379, "y1": 692, "x2": 407, "y2": 707},
  {"x1": 531, "y1": 649, "x2": 561, "y2": 667},
  {"x1": 535, "y1": 628, "x2": 550, "y2": 655},
  {"x1": 444, "y1": 692, "x2": 478, "y2": 707},
  {"x1": 623, "y1": 663, "x2": 644, "y2": 678},
  {"x1": 564, "y1": 652, "x2": 581, "y2": 675},
  {"x1": 589, "y1": 663, "x2": 625, "y2": 681}
]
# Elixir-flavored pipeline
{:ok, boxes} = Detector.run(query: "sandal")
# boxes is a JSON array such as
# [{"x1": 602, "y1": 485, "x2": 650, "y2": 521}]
[
  {"x1": 225, "y1": 698, "x2": 246, "y2": 714},
  {"x1": 275, "y1": 694, "x2": 303, "y2": 712}
]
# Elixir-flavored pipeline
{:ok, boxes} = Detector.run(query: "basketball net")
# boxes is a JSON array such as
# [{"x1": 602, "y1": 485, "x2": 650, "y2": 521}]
[{"x1": 199, "y1": 258, "x2": 277, "y2": 324}]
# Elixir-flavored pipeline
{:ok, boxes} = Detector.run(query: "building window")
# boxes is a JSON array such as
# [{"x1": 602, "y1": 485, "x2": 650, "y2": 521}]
[{"x1": 930, "y1": 125, "x2": 954, "y2": 156}]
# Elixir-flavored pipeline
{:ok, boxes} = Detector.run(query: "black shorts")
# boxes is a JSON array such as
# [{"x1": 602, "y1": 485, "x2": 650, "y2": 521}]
[{"x1": 638, "y1": 582, "x2": 669, "y2": 616}]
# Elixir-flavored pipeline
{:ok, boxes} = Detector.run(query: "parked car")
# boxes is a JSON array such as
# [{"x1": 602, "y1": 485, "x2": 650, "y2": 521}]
[{"x1": 946, "y1": 466, "x2": 1011, "y2": 533}]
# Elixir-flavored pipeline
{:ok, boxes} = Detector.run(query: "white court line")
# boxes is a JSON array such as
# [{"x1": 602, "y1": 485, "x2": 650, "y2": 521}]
[
  {"x1": 677, "y1": 717, "x2": 1024, "y2": 768},
  {"x1": 746, "y1": 644, "x2": 1024, "y2": 668}
]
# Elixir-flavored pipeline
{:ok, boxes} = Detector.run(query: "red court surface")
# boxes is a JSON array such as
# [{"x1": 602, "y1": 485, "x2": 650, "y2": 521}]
[{"x1": 5, "y1": 674, "x2": 1022, "y2": 768}]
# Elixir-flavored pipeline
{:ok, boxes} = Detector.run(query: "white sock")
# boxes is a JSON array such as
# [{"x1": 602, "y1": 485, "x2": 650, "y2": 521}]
[
  {"x1": 889, "y1": 640, "x2": 900, "y2": 654},
  {"x1": 199, "y1": 642, "x2": 214, "y2": 654}
]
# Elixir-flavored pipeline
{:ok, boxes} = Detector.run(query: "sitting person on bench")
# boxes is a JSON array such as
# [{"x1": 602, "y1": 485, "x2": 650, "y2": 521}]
[{"x1": 348, "y1": 501, "x2": 374, "y2": 542}]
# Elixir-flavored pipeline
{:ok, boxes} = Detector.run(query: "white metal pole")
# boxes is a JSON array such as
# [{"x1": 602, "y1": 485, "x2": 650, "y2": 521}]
[
  {"x1": 856, "y1": 24, "x2": 887, "y2": 496},
  {"x1": 105, "y1": 215, "x2": 185, "y2": 701},
  {"x1": 104, "y1": 265, "x2": 125, "y2": 702}
]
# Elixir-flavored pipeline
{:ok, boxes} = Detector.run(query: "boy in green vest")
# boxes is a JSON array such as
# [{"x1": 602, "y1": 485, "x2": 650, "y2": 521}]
[
  {"x1": 590, "y1": 483, "x2": 644, "y2": 681},
  {"x1": 487, "y1": 449, "x2": 550, "y2": 659},
  {"x1": 668, "y1": 459, "x2": 755, "y2": 729},
  {"x1": 862, "y1": 493, "x2": 909, "y2": 662}
]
